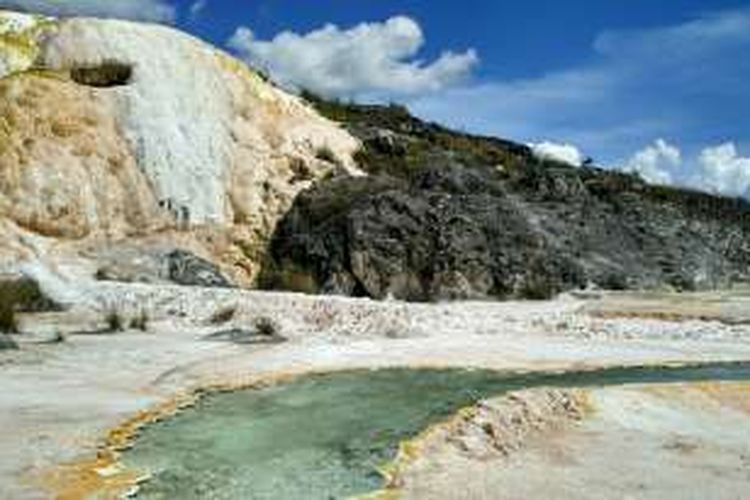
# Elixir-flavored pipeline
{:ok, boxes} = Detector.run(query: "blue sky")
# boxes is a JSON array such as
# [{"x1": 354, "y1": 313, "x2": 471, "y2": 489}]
[
  {"x1": 198, "y1": 0, "x2": 750, "y2": 195},
  {"x1": 3, "y1": 0, "x2": 750, "y2": 196},
  {"x1": 181, "y1": 0, "x2": 746, "y2": 79}
]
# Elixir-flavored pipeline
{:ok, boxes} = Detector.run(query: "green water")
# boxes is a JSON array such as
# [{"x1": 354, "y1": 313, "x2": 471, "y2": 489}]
[{"x1": 123, "y1": 363, "x2": 750, "y2": 500}]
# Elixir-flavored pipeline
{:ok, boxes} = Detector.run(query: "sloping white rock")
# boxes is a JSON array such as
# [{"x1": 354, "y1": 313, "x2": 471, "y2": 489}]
[
  {"x1": 0, "y1": 10, "x2": 362, "y2": 286},
  {"x1": 41, "y1": 18, "x2": 234, "y2": 223}
]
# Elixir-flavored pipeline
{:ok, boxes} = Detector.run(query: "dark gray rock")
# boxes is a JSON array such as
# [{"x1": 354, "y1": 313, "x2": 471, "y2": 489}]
[
  {"x1": 265, "y1": 169, "x2": 587, "y2": 301},
  {"x1": 92, "y1": 246, "x2": 234, "y2": 288},
  {"x1": 166, "y1": 250, "x2": 233, "y2": 288},
  {"x1": 263, "y1": 102, "x2": 750, "y2": 301}
]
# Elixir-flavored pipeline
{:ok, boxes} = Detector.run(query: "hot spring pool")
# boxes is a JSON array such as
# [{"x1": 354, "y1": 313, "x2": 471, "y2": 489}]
[{"x1": 122, "y1": 363, "x2": 750, "y2": 499}]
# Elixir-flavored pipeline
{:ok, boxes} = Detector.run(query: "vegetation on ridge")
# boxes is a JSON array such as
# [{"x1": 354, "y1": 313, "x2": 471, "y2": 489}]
[{"x1": 302, "y1": 89, "x2": 533, "y2": 179}]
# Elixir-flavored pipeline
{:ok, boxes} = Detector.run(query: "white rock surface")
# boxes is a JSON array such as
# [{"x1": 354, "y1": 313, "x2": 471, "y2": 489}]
[
  {"x1": 41, "y1": 18, "x2": 235, "y2": 223},
  {"x1": 0, "y1": 10, "x2": 362, "y2": 285}
]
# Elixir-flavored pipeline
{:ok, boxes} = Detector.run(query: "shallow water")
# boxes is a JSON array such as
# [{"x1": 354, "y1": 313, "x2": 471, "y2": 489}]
[{"x1": 123, "y1": 363, "x2": 750, "y2": 500}]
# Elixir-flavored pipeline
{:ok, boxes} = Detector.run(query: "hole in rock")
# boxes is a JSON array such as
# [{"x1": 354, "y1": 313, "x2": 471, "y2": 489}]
[{"x1": 70, "y1": 61, "x2": 133, "y2": 88}]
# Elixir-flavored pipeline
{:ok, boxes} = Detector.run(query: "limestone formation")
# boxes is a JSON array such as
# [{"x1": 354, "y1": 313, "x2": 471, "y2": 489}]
[{"x1": 0, "y1": 10, "x2": 361, "y2": 286}]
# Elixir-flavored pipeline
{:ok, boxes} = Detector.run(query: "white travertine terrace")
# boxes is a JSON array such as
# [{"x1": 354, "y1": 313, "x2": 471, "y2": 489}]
[{"x1": 0, "y1": 10, "x2": 361, "y2": 283}]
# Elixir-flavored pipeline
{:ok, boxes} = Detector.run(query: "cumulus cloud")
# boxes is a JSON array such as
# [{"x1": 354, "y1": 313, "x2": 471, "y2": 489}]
[
  {"x1": 409, "y1": 8, "x2": 750, "y2": 166},
  {"x1": 694, "y1": 143, "x2": 750, "y2": 197},
  {"x1": 227, "y1": 16, "x2": 478, "y2": 98},
  {"x1": 615, "y1": 139, "x2": 749, "y2": 198},
  {"x1": 625, "y1": 139, "x2": 681, "y2": 185},
  {"x1": 530, "y1": 141, "x2": 585, "y2": 167},
  {"x1": 0, "y1": 0, "x2": 175, "y2": 22}
]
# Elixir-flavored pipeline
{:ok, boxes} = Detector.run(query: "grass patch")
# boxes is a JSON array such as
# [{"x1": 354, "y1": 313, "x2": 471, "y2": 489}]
[
  {"x1": 209, "y1": 305, "x2": 237, "y2": 325},
  {"x1": 301, "y1": 89, "x2": 530, "y2": 178},
  {"x1": 129, "y1": 309, "x2": 149, "y2": 332},
  {"x1": 254, "y1": 316, "x2": 281, "y2": 338},
  {"x1": 105, "y1": 308, "x2": 125, "y2": 333},
  {"x1": 0, "y1": 279, "x2": 56, "y2": 333}
]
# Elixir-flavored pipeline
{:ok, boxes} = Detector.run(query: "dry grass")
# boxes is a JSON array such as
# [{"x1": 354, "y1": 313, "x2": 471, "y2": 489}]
[
  {"x1": 254, "y1": 316, "x2": 280, "y2": 338},
  {"x1": 129, "y1": 309, "x2": 149, "y2": 332},
  {"x1": 105, "y1": 309, "x2": 125, "y2": 333},
  {"x1": 208, "y1": 305, "x2": 237, "y2": 325}
]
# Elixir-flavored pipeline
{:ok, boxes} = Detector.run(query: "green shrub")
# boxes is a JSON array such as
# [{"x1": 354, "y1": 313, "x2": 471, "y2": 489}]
[
  {"x1": 254, "y1": 316, "x2": 280, "y2": 337},
  {"x1": 0, "y1": 279, "x2": 53, "y2": 333},
  {"x1": 129, "y1": 309, "x2": 149, "y2": 331},
  {"x1": 301, "y1": 89, "x2": 528, "y2": 178},
  {"x1": 105, "y1": 308, "x2": 125, "y2": 332}
]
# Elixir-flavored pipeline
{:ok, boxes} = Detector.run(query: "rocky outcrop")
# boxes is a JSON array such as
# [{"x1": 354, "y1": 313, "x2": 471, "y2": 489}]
[
  {"x1": 264, "y1": 101, "x2": 750, "y2": 300},
  {"x1": 0, "y1": 11, "x2": 361, "y2": 286},
  {"x1": 440, "y1": 389, "x2": 589, "y2": 460},
  {"x1": 165, "y1": 250, "x2": 233, "y2": 288},
  {"x1": 93, "y1": 247, "x2": 233, "y2": 288}
]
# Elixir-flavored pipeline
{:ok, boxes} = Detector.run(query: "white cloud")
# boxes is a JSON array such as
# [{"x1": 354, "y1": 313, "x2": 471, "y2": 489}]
[
  {"x1": 593, "y1": 8, "x2": 750, "y2": 61},
  {"x1": 625, "y1": 139, "x2": 681, "y2": 185},
  {"x1": 227, "y1": 16, "x2": 478, "y2": 98},
  {"x1": 694, "y1": 142, "x2": 750, "y2": 197},
  {"x1": 530, "y1": 141, "x2": 585, "y2": 167},
  {"x1": 409, "y1": 8, "x2": 750, "y2": 167},
  {"x1": 189, "y1": 0, "x2": 206, "y2": 19},
  {"x1": 0, "y1": 0, "x2": 175, "y2": 22},
  {"x1": 614, "y1": 139, "x2": 749, "y2": 198}
]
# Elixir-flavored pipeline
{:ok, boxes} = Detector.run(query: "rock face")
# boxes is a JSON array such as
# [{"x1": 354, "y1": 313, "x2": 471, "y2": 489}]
[
  {"x1": 93, "y1": 247, "x2": 234, "y2": 287},
  {"x1": 0, "y1": 11, "x2": 360, "y2": 285},
  {"x1": 165, "y1": 250, "x2": 233, "y2": 288},
  {"x1": 264, "y1": 101, "x2": 750, "y2": 300}
]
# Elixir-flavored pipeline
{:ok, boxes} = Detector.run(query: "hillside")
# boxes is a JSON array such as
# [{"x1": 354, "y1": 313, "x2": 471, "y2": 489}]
[
  {"x1": 0, "y1": 10, "x2": 748, "y2": 301},
  {"x1": 262, "y1": 97, "x2": 750, "y2": 300}
]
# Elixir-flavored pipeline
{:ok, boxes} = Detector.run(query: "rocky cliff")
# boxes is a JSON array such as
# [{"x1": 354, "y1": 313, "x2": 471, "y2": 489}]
[
  {"x1": 0, "y1": 11, "x2": 360, "y2": 286},
  {"x1": 263, "y1": 99, "x2": 750, "y2": 300}
]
